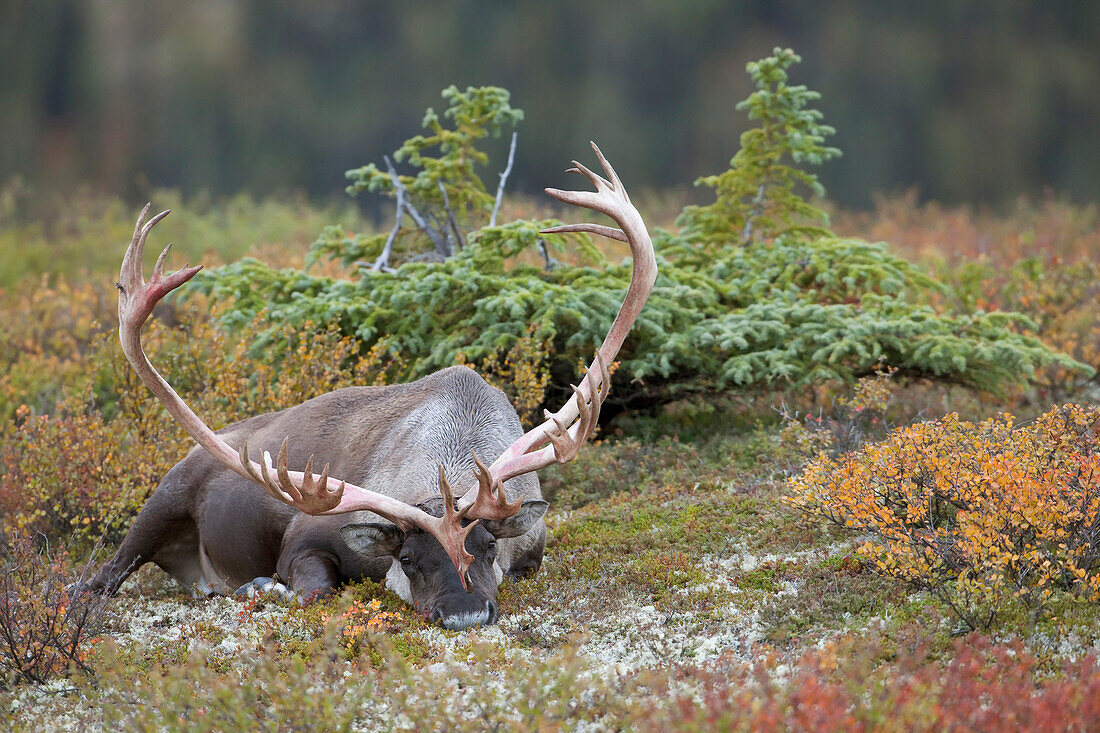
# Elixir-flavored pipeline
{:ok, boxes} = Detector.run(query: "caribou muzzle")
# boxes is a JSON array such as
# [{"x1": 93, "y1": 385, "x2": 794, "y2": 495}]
[{"x1": 431, "y1": 596, "x2": 498, "y2": 630}]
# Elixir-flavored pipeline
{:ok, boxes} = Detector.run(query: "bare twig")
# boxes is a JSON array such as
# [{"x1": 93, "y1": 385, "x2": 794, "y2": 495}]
[
  {"x1": 426, "y1": 209, "x2": 453, "y2": 258},
  {"x1": 438, "y1": 180, "x2": 465, "y2": 252},
  {"x1": 373, "y1": 159, "x2": 408, "y2": 272},
  {"x1": 383, "y1": 156, "x2": 450, "y2": 259},
  {"x1": 740, "y1": 183, "x2": 766, "y2": 244},
  {"x1": 0, "y1": 533, "x2": 111, "y2": 685},
  {"x1": 537, "y1": 238, "x2": 560, "y2": 272},
  {"x1": 406, "y1": 251, "x2": 446, "y2": 264},
  {"x1": 490, "y1": 131, "x2": 518, "y2": 227}
]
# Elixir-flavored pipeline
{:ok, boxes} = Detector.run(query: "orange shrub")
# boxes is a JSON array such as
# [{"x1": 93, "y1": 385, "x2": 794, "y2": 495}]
[
  {"x1": 338, "y1": 598, "x2": 404, "y2": 657},
  {"x1": 787, "y1": 404, "x2": 1100, "y2": 629},
  {"x1": 1, "y1": 310, "x2": 400, "y2": 546},
  {"x1": 644, "y1": 633, "x2": 1100, "y2": 732},
  {"x1": 0, "y1": 534, "x2": 109, "y2": 687},
  {"x1": 946, "y1": 257, "x2": 1100, "y2": 401},
  {"x1": 0, "y1": 275, "x2": 115, "y2": 425}
]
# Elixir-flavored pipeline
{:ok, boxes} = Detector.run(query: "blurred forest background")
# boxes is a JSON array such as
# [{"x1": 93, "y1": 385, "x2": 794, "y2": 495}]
[{"x1": 3, "y1": 0, "x2": 1099, "y2": 209}]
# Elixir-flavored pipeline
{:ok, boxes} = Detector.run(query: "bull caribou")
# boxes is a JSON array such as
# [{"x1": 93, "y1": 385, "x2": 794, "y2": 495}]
[{"x1": 86, "y1": 144, "x2": 656, "y2": 630}]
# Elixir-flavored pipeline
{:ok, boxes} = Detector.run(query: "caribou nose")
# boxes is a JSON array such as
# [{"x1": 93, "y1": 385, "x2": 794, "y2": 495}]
[{"x1": 432, "y1": 598, "x2": 494, "y2": 630}]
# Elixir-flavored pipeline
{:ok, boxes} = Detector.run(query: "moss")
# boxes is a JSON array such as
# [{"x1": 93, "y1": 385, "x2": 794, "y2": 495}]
[
  {"x1": 735, "y1": 562, "x2": 794, "y2": 594},
  {"x1": 181, "y1": 620, "x2": 227, "y2": 645},
  {"x1": 757, "y1": 554, "x2": 910, "y2": 644}
]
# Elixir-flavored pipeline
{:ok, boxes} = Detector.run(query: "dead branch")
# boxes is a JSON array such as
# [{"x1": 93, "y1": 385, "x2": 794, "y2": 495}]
[{"x1": 490, "y1": 131, "x2": 518, "y2": 227}]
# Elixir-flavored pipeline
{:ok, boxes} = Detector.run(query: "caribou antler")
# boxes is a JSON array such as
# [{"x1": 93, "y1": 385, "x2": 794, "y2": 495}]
[
  {"x1": 456, "y1": 142, "x2": 658, "y2": 509},
  {"x1": 117, "y1": 205, "x2": 483, "y2": 587},
  {"x1": 117, "y1": 143, "x2": 655, "y2": 590}
]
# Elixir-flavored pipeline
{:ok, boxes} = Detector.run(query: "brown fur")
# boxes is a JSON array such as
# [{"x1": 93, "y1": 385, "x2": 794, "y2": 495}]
[{"x1": 88, "y1": 366, "x2": 545, "y2": 620}]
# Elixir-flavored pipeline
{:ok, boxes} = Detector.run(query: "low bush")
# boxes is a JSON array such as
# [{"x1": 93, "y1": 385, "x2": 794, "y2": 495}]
[
  {"x1": 0, "y1": 534, "x2": 110, "y2": 688},
  {"x1": 93, "y1": 638, "x2": 374, "y2": 732},
  {"x1": 0, "y1": 311, "x2": 399, "y2": 546},
  {"x1": 946, "y1": 256, "x2": 1100, "y2": 400},
  {"x1": 836, "y1": 193, "x2": 1100, "y2": 402},
  {"x1": 778, "y1": 366, "x2": 896, "y2": 462},
  {"x1": 644, "y1": 632, "x2": 1100, "y2": 732},
  {"x1": 0, "y1": 276, "x2": 113, "y2": 425},
  {"x1": 787, "y1": 403, "x2": 1100, "y2": 630}
]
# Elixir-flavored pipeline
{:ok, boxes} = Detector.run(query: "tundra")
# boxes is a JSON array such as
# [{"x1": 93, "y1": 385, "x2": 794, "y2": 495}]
[{"x1": 86, "y1": 145, "x2": 656, "y2": 629}]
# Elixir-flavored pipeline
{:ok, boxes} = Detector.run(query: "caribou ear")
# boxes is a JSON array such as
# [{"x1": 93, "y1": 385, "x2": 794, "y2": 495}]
[
  {"x1": 481, "y1": 500, "x2": 548, "y2": 539},
  {"x1": 340, "y1": 523, "x2": 405, "y2": 558}
]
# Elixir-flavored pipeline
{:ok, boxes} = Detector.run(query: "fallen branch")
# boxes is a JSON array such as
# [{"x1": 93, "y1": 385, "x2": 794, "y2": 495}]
[{"x1": 490, "y1": 131, "x2": 518, "y2": 227}]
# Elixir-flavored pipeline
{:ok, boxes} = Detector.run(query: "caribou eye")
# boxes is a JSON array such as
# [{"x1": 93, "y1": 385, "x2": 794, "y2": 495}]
[
  {"x1": 400, "y1": 555, "x2": 412, "y2": 566},
  {"x1": 487, "y1": 540, "x2": 497, "y2": 553}
]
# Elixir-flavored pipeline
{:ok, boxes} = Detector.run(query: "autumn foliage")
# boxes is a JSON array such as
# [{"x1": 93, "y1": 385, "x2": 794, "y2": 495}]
[
  {"x1": 0, "y1": 535, "x2": 109, "y2": 687},
  {"x1": 649, "y1": 633, "x2": 1100, "y2": 732},
  {"x1": 339, "y1": 598, "x2": 405, "y2": 658},
  {"x1": 787, "y1": 403, "x2": 1100, "y2": 629},
  {"x1": 0, "y1": 309, "x2": 402, "y2": 545}
]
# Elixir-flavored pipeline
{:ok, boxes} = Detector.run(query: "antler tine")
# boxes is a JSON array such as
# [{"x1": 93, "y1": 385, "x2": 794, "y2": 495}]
[
  {"x1": 273, "y1": 437, "x2": 314, "y2": 502},
  {"x1": 473, "y1": 452, "x2": 494, "y2": 493},
  {"x1": 302, "y1": 453, "x2": 314, "y2": 484},
  {"x1": 437, "y1": 463, "x2": 458, "y2": 513},
  {"x1": 237, "y1": 437, "x2": 351, "y2": 514},
  {"x1": 436, "y1": 465, "x2": 478, "y2": 590},
  {"x1": 121, "y1": 205, "x2": 171, "y2": 289},
  {"x1": 152, "y1": 240, "x2": 175, "y2": 281},
  {"x1": 238, "y1": 440, "x2": 266, "y2": 486},
  {"x1": 588, "y1": 141, "x2": 624, "y2": 194},
  {"x1": 540, "y1": 222, "x2": 627, "y2": 242},
  {"x1": 591, "y1": 348, "x2": 611, "y2": 400},
  {"x1": 543, "y1": 185, "x2": 605, "y2": 214},
  {"x1": 119, "y1": 203, "x2": 149, "y2": 287},
  {"x1": 314, "y1": 462, "x2": 334, "y2": 498},
  {"x1": 567, "y1": 158, "x2": 612, "y2": 191},
  {"x1": 544, "y1": 369, "x2": 603, "y2": 464},
  {"x1": 465, "y1": 451, "x2": 522, "y2": 519}
]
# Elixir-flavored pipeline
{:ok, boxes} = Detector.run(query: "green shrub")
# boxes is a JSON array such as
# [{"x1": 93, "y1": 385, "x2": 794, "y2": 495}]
[{"x1": 194, "y1": 53, "x2": 1087, "y2": 413}]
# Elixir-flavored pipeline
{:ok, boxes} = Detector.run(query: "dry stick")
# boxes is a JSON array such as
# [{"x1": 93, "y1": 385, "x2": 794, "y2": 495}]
[
  {"x1": 490, "y1": 131, "x2": 518, "y2": 227},
  {"x1": 740, "y1": 183, "x2": 766, "y2": 244},
  {"x1": 426, "y1": 208, "x2": 453, "y2": 258},
  {"x1": 437, "y1": 180, "x2": 465, "y2": 252},
  {"x1": 383, "y1": 156, "x2": 450, "y2": 259},
  {"x1": 536, "y1": 238, "x2": 559, "y2": 271},
  {"x1": 373, "y1": 161, "x2": 408, "y2": 272}
]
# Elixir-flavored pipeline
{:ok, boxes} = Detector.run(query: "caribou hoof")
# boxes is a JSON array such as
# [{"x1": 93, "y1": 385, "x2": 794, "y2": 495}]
[{"x1": 233, "y1": 577, "x2": 298, "y2": 601}]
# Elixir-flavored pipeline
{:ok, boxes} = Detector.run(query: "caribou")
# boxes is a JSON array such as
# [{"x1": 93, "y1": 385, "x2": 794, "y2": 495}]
[{"x1": 85, "y1": 144, "x2": 656, "y2": 630}]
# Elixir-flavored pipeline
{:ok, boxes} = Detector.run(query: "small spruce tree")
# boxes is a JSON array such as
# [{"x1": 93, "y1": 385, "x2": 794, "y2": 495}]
[
  {"x1": 310, "y1": 85, "x2": 523, "y2": 270},
  {"x1": 678, "y1": 48, "x2": 840, "y2": 248},
  {"x1": 191, "y1": 58, "x2": 1090, "y2": 409}
]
